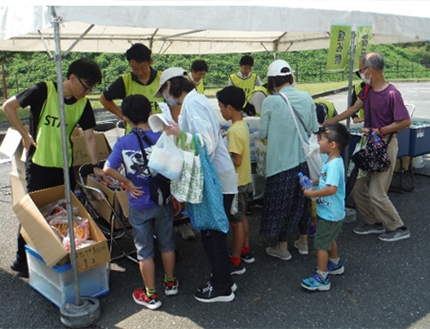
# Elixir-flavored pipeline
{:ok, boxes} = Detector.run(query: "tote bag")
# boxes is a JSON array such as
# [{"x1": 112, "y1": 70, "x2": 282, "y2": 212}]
[
  {"x1": 255, "y1": 138, "x2": 267, "y2": 177},
  {"x1": 170, "y1": 133, "x2": 204, "y2": 204},
  {"x1": 186, "y1": 135, "x2": 229, "y2": 233}
]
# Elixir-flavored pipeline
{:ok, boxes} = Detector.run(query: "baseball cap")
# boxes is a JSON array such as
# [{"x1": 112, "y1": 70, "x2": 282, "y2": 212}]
[
  {"x1": 154, "y1": 67, "x2": 188, "y2": 98},
  {"x1": 266, "y1": 60, "x2": 293, "y2": 78}
]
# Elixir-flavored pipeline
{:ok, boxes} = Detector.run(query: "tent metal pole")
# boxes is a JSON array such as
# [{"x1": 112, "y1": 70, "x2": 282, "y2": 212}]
[
  {"x1": 345, "y1": 30, "x2": 356, "y2": 167},
  {"x1": 50, "y1": 5, "x2": 82, "y2": 307}
]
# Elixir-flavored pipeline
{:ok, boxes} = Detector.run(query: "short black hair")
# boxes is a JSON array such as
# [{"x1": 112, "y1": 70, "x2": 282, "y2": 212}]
[
  {"x1": 319, "y1": 123, "x2": 350, "y2": 150},
  {"x1": 216, "y1": 86, "x2": 245, "y2": 111},
  {"x1": 240, "y1": 55, "x2": 254, "y2": 66},
  {"x1": 121, "y1": 94, "x2": 151, "y2": 125},
  {"x1": 191, "y1": 60, "x2": 208, "y2": 73},
  {"x1": 67, "y1": 58, "x2": 102, "y2": 86},
  {"x1": 125, "y1": 43, "x2": 151, "y2": 63}
]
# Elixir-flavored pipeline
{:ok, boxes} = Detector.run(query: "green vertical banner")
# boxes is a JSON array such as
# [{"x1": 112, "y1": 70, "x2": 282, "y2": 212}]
[
  {"x1": 326, "y1": 23, "x2": 352, "y2": 72},
  {"x1": 354, "y1": 24, "x2": 373, "y2": 70}
]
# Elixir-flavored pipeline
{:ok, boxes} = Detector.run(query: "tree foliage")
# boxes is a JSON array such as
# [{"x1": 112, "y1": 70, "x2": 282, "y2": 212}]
[{"x1": 1, "y1": 42, "x2": 429, "y2": 98}]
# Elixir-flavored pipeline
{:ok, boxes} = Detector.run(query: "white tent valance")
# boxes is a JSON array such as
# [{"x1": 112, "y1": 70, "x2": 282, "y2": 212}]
[{"x1": 1, "y1": 4, "x2": 430, "y2": 55}]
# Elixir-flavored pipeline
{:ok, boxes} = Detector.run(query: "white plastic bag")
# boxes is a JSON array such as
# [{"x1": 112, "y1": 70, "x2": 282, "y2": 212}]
[
  {"x1": 303, "y1": 133, "x2": 323, "y2": 180},
  {"x1": 148, "y1": 132, "x2": 184, "y2": 180}
]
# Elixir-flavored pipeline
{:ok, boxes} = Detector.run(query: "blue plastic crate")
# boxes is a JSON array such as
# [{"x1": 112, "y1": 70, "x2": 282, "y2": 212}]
[
  {"x1": 25, "y1": 245, "x2": 110, "y2": 308},
  {"x1": 409, "y1": 119, "x2": 430, "y2": 157}
]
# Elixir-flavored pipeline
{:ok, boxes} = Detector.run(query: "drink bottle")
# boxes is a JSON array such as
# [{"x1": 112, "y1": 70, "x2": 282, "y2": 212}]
[
  {"x1": 371, "y1": 132, "x2": 381, "y2": 145},
  {"x1": 298, "y1": 172, "x2": 312, "y2": 189}
]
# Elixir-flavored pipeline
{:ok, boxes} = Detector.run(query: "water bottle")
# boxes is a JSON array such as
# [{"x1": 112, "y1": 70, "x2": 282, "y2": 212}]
[
  {"x1": 371, "y1": 132, "x2": 381, "y2": 146},
  {"x1": 298, "y1": 172, "x2": 313, "y2": 189}
]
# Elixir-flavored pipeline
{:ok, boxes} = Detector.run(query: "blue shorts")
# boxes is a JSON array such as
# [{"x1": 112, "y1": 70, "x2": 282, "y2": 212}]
[{"x1": 128, "y1": 204, "x2": 175, "y2": 261}]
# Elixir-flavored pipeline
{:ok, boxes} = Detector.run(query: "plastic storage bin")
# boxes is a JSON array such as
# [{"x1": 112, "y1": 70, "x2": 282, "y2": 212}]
[
  {"x1": 409, "y1": 118, "x2": 430, "y2": 156},
  {"x1": 25, "y1": 245, "x2": 110, "y2": 308}
]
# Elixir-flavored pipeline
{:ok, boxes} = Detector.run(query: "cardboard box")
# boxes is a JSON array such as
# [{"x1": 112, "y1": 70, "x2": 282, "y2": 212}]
[
  {"x1": 26, "y1": 245, "x2": 109, "y2": 308},
  {"x1": 71, "y1": 128, "x2": 112, "y2": 167},
  {"x1": 0, "y1": 126, "x2": 28, "y2": 179},
  {"x1": 10, "y1": 172, "x2": 27, "y2": 206},
  {"x1": 86, "y1": 175, "x2": 130, "y2": 229},
  {"x1": 13, "y1": 185, "x2": 110, "y2": 272}
]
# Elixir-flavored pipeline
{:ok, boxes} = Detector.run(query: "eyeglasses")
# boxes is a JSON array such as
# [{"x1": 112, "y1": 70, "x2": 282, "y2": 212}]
[
  {"x1": 355, "y1": 67, "x2": 369, "y2": 79},
  {"x1": 77, "y1": 77, "x2": 93, "y2": 92}
]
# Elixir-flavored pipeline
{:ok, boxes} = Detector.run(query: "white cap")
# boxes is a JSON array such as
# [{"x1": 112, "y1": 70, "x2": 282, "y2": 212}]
[
  {"x1": 154, "y1": 67, "x2": 188, "y2": 98},
  {"x1": 266, "y1": 60, "x2": 293, "y2": 78}
]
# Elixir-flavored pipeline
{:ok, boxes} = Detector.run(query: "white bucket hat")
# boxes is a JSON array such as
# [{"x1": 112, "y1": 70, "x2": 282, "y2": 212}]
[
  {"x1": 154, "y1": 67, "x2": 188, "y2": 98},
  {"x1": 266, "y1": 60, "x2": 293, "y2": 78}
]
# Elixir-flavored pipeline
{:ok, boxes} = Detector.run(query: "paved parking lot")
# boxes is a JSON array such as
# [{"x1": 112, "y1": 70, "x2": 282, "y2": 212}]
[{"x1": 1, "y1": 82, "x2": 430, "y2": 328}]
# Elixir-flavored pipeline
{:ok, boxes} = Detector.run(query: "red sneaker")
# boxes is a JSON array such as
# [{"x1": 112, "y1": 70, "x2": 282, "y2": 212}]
[
  {"x1": 164, "y1": 277, "x2": 179, "y2": 296},
  {"x1": 132, "y1": 288, "x2": 162, "y2": 310}
]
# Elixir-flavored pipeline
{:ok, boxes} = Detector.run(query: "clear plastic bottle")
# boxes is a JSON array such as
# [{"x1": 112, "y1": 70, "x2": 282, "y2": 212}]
[
  {"x1": 371, "y1": 132, "x2": 381, "y2": 146},
  {"x1": 298, "y1": 172, "x2": 313, "y2": 189}
]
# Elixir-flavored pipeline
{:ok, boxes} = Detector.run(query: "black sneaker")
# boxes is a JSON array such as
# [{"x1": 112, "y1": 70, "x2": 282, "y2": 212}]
[
  {"x1": 194, "y1": 282, "x2": 235, "y2": 303},
  {"x1": 197, "y1": 280, "x2": 237, "y2": 293},
  {"x1": 230, "y1": 262, "x2": 246, "y2": 275},
  {"x1": 10, "y1": 257, "x2": 29, "y2": 278}
]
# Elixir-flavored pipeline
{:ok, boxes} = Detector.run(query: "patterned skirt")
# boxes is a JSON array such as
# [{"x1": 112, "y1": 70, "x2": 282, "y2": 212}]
[{"x1": 259, "y1": 162, "x2": 312, "y2": 238}]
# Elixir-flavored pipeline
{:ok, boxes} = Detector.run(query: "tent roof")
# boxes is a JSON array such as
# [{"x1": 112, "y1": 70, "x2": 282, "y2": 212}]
[{"x1": 1, "y1": 3, "x2": 430, "y2": 54}]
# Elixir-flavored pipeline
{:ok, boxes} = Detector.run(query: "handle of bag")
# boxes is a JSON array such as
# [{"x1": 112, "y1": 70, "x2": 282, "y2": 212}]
[{"x1": 278, "y1": 92, "x2": 310, "y2": 153}]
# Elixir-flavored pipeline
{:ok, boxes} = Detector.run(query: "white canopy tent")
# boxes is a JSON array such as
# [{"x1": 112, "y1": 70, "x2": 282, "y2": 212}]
[{"x1": 1, "y1": 3, "x2": 430, "y2": 55}]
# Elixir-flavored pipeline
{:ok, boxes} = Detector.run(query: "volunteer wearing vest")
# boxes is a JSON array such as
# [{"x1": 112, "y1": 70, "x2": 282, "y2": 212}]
[
  {"x1": 244, "y1": 84, "x2": 270, "y2": 116},
  {"x1": 314, "y1": 99, "x2": 338, "y2": 124},
  {"x1": 188, "y1": 60, "x2": 208, "y2": 95},
  {"x1": 100, "y1": 43, "x2": 163, "y2": 134},
  {"x1": 3, "y1": 58, "x2": 106, "y2": 277},
  {"x1": 228, "y1": 55, "x2": 263, "y2": 100},
  {"x1": 351, "y1": 82, "x2": 366, "y2": 123}
]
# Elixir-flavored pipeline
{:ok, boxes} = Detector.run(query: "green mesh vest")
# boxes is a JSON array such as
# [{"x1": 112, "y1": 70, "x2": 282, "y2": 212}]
[
  {"x1": 32, "y1": 81, "x2": 86, "y2": 168},
  {"x1": 230, "y1": 73, "x2": 257, "y2": 99},
  {"x1": 122, "y1": 72, "x2": 164, "y2": 133}
]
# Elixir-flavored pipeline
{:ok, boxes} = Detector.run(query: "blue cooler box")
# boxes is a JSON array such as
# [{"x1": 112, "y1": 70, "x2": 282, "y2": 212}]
[
  {"x1": 409, "y1": 119, "x2": 430, "y2": 157},
  {"x1": 25, "y1": 245, "x2": 110, "y2": 308}
]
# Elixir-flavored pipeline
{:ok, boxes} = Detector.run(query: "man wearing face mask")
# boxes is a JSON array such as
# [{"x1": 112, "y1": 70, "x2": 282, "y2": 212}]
[{"x1": 324, "y1": 52, "x2": 411, "y2": 242}]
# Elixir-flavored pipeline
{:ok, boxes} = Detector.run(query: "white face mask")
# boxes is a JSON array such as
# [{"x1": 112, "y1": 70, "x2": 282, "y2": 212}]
[
  {"x1": 360, "y1": 68, "x2": 371, "y2": 85},
  {"x1": 162, "y1": 89, "x2": 179, "y2": 107}
]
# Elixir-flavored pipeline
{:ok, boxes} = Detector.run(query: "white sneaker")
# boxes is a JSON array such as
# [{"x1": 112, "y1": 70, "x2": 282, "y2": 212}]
[{"x1": 294, "y1": 240, "x2": 309, "y2": 255}]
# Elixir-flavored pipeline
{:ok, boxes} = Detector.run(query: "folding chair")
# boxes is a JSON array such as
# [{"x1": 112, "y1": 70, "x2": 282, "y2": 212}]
[{"x1": 76, "y1": 161, "x2": 138, "y2": 263}]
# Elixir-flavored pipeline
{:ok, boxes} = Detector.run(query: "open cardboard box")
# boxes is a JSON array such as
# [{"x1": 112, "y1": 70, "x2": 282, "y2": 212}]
[
  {"x1": 13, "y1": 185, "x2": 110, "y2": 273},
  {"x1": 85, "y1": 175, "x2": 130, "y2": 229}
]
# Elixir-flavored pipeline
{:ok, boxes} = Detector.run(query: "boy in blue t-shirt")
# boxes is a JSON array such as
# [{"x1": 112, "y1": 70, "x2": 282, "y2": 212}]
[
  {"x1": 103, "y1": 95, "x2": 178, "y2": 310},
  {"x1": 300, "y1": 123, "x2": 350, "y2": 292}
]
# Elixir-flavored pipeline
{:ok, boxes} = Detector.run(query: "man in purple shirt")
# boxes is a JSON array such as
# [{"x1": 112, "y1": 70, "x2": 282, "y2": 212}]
[{"x1": 324, "y1": 52, "x2": 411, "y2": 242}]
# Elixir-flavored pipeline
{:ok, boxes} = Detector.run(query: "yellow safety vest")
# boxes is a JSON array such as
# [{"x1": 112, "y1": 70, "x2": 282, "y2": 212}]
[
  {"x1": 246, "y1": 85, "x2": 270, "y2": 102},
  {"x1": 122, "y1": 72, "x2": 164, "y2": 133},
  {"x1": 314, "y1": 99, "x2": 337, "y2": 119},
  {"x1": 32, "y1": 81, "x2": 86, "y2": 168},
  {"x1": 189, "y1": 76, "x2": 205, "y2": 94},
  {"x1": 230, "y1": 73, "x2": 257, "y2": 99}
]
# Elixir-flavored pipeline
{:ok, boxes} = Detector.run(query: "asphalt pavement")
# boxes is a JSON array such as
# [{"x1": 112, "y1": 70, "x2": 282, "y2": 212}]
[{"x1": 1, "y1": 82, "x2": 430, "y2": 329}]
